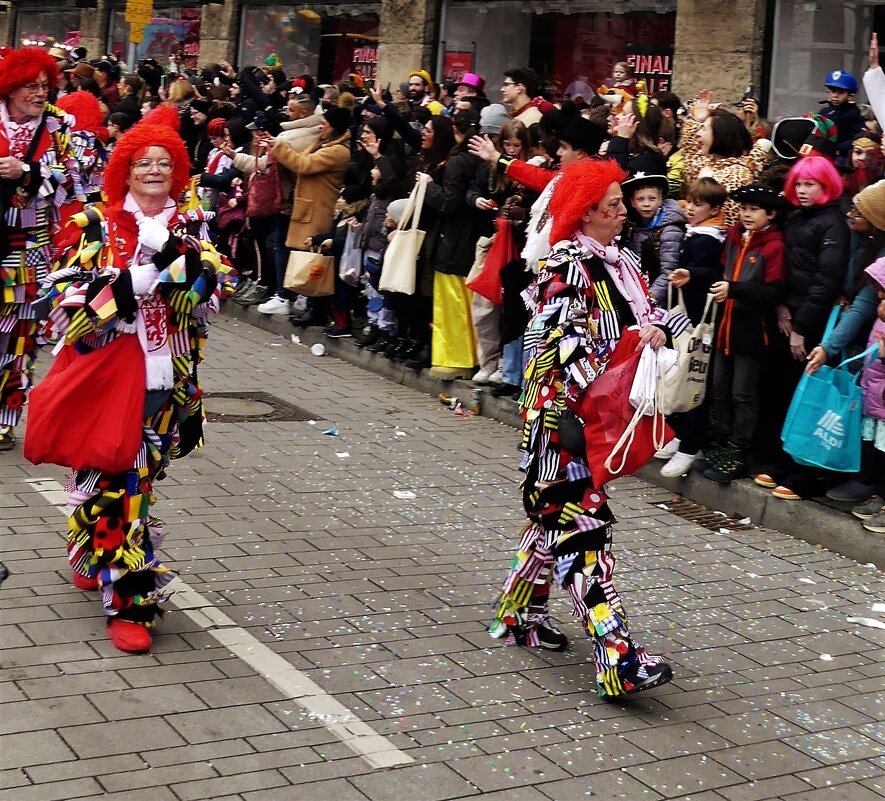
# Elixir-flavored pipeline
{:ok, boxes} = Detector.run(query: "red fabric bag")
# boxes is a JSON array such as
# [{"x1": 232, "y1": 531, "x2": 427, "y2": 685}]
[
  {"x1": 467, "y1": 217, "x2": 515, "y2": 304},
  {"x1": 568, "y1": 329, "x2": 672, "y2": 490},
  {"x1": 247, "y1": 156, "x2": 284, "y2": 218},
  {"x1": 24, "y1": 334, "x2": 146, "y2": 474}
]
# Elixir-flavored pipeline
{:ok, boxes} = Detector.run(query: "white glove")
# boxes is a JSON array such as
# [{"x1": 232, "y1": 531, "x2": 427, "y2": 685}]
[
  {"x1": 136, "y1": 216, "x2": 171, "y2": 252},
  {"x1": 129, "y1": 262, "x2": 159, "y2": 296}
]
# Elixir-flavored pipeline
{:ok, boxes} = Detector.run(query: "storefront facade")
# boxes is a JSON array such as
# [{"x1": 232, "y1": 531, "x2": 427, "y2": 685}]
[{"x1": 1, "y1": 0, "x2": 884, "y2": 123}]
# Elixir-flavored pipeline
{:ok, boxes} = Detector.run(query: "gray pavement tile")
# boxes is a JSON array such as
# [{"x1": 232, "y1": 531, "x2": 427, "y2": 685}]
[
  {"x1": 0, "y1": 769, "x2": 31, "y2": 790},
  {"x1": 187, "y1": 676, "x2": 289, "y2": 707},
  {"x1": 447, "y1": 749, "x2": 569, "y2": 792},
  {"x1": 100, "y1": 761, "x2": 218, "y2": 793},
  {"x1": 621, "y1": 721, "x2": 733, "y2": 759},
  {"x1": 784, "y1": 729, "x2": 885, "y2": 765},
  {"x1": 0, "y1": 682, "x2": 26, "y2": 703},
  {"x1": 778, "y1": 785, "x2": 884, "y2": 800},
  {"x1": 15, "y1": 671, "x2": 129, "y2": 700},
  {"x1": 0, "y1": 777, "x2": 101, "y2": 800},
  {"x1": 172, "y1": 769, "x2": 290, "y2": 801},
  {"x1": 86, "y1": 684, "x2": 208, "y2": 720},
  {"x1": 624, "y1": 753, "x2": 745, "y2": 798},
  {"x1": 141, "y1": 739, "x2": 254, "y2": 768},
  {"x1": 0, "y1": 731, "x2": 75, "y2": 770},
  {"x1": 277, "y1": 755, "x2": 376, "y2": 785},
  {"x1": 60, "y1": 718, "x2": 186, "y2": 758},
  {"x1": 115, "y1": 662, "x2": 226, "y2": 689},
  {"x1": 709, "y1": 740, "x2": 824, "y2": 779},
  {"x1": 244, "y1": 778, "x2": 370, "y2": 801},
  {"x1": 699, "y1": 709, "x2": 806, "y2": 745},
  {"x1": 210, "y1": 746, "x2": 324, "y2": 775},
  {"x1": 0, "y1": 696, "x2": 104, "y2": 735},
  {"x1": 795, "y1": 759, "x2": 885, "y2": 790},
  {"x1": 539, "y1": 770, "x2": 665, "y2": 801},
  {"x1": 772, "y1": 700, "x2": 876, "y2": 733},
  {"x1": 716, "y1": 774, "x2": 810, "y2": 801},
  {"x1": 164, "y1": 705, "x2": 289, "y2": 744},
  {"x1": 0, "y1": 641, "x2": 100, "y2": 668},
  {"x1": 859, "y1": 722, "x2": 885, "y2": 746},
  {"x1": 353, "y1": 762, "x2": 481, "y2": 800}
]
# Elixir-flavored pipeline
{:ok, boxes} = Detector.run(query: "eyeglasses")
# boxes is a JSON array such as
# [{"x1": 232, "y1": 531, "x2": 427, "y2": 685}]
[
  {"x1": 131, "y1": 159, "x2": 174, "y2": 174},
  {"x1": 23, "y1": 82, "x2": 50, "y2": 95},
  {"x1": 501, "y1": 81, "x2": 517, "y2": 87}
]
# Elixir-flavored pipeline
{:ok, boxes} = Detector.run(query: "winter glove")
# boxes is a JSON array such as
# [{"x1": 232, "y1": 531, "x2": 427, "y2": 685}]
[
  {"x1": 129, "y1": 262, "x2": 159, "y2": 296},
  {"x1": 136, "y1": 216, "x2": 171, "y2": 252}
]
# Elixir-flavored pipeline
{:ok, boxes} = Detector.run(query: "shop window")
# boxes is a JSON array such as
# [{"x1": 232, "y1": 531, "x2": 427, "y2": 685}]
[
  {"x1": 109, "y1": 6, "x2": 202, "y2": 69},
  {"x1": 16, "y1": 9, "x2": 82, "y2": 48},
  {"x1": 768, "y1": 0, "x2": 873, "y2": 118},
  {"x1": 239, "y1": 5, "x2": 379, "y2": 84},
  {"x1": 441, "y1": 1, "x2": 675, "y2": 100}
]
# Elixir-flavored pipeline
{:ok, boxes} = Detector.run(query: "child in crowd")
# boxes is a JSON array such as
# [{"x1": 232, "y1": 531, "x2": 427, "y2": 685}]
[
  {"x1": 622, "y1": 157, "x2": 686, "y2": 303},
  {"x1": 608, "y1": 62, "x2": 637, "y2": 94},
  {"x1": 819, "y1": 70, "x2": 865, "y2": 161},
  {"x1": 851, "y1": 262, "x2": 885, "y2": 533},
  {"x1": 702, "y1": 183, "x2": 787, "y2": 483},
  {"x1": 657, "y1": 177, "x2": 728, "y2": 477}
]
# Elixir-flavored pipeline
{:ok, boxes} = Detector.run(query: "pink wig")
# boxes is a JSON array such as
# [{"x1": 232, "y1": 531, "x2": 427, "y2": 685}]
[
  {"x1": 548, "y1": 158, "x2": 628, "y2": 244},
  {"x1": 104, "y1": 107, "x2": 189, "y2": 207},
  {"x1": 783, "y1": 155, "x2": 843, "y2": 206},
  {"x1": 0, "y1": 48, "x2": 58, "y2": 99}
]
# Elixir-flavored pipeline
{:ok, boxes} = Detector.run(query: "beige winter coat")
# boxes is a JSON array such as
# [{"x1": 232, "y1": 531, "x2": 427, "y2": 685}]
[{"x1": 271, "y1": 129, "x2": 351, "y2": 247}]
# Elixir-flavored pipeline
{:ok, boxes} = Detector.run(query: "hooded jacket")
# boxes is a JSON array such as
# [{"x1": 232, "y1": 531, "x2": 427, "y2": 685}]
[
  {"x1": 677, "y1": 214, "x2": 727, "y2": 324},
  {"x1": 784, "y1": 201, "x2": 850, "y2": 343},
  {"x1": 861, "y1": 259, "x2": 885, "y2": 420},
  {"x1": 717, "y1": 223, "x2": 785, "y2": 356}
]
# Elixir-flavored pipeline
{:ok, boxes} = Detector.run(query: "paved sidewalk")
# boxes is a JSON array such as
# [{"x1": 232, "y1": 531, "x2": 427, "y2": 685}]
[{"x1": 0, "y1": 315, "x2": 883, "y2": 801}]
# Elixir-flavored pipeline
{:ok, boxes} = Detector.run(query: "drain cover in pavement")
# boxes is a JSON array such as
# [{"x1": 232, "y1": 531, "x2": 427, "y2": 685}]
[
  {"x1": 653, "y1": 496, "x2": 755, "y2": 532},
  {"x1": 203, "y1": 391, "x2": 319, "y2": 423}
]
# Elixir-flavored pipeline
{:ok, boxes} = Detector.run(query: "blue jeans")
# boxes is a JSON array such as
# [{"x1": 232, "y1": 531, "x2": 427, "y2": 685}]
[{"x1": 502, "y1": 335, "x2": 525, "y2": 386}]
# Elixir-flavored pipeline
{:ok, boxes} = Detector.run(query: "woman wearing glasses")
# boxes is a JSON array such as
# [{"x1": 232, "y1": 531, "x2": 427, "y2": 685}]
[
  {"x1": 32, "y1": 107, "x2": 234, "y2": 653},
  {"x1": 0, "y1": 48, "x2": 78, "y2": 452}
]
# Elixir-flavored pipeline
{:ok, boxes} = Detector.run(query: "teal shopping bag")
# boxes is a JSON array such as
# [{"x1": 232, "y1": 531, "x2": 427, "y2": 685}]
[{"x1": 781, "y1": 344, "x2": 879, "y2": 472}]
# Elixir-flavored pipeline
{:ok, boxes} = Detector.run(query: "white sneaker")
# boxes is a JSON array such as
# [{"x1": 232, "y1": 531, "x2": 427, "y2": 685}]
[
  {"x1": 654, "y1": 437, "x2": 681, "y2": 460},
  {"x1": 257, "y1": 295, "x2": 291, "y2": 315},
  {"x1": 472, "y1": 368, "x2": 494, "y2": 384},
  {"x1": 489, "y1": 369, "x2": 505, "y2": 384},
  {"x1": 660, "y1": 451, "x2": 697, "y2": 478},
  {"x1": 292, "y1": 295, "x2": 309, "y2": 312}
]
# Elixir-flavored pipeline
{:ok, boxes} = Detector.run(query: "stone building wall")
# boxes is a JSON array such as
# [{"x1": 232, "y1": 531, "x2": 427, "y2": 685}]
[{"x1": 376, "y1": 0, "x2": 439, "y2": 88}]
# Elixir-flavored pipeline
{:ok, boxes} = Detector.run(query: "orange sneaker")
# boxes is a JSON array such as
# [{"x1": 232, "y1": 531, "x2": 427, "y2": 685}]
[
  {"x1": 771, "y1": 485, "x2": 801, "y2": 501},
  {"x1": 754, "y1": 473, "x2": 778, "y2": 489},
  {"x1": 107, "y1": 619, "x2": 152, "y2": 653},
  {"x1": 72, "y1": 572, "x2": 99, "y2": 591}
]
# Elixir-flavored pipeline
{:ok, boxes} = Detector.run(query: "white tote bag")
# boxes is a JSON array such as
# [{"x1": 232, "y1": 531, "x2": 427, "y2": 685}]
[
  {"x1": 379, "y1": 174, "x2": 428, "y2": 295},
  {"x1": 657, "y1": 289, "x2": 716, "y2": 415}
]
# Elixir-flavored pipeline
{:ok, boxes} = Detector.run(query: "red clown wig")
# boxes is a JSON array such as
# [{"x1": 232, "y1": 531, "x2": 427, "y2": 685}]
[
  {"x1": 56, "y1": 91, "x2": 108, "y2": 140},
  {"x1": 548, "y1": 158, "x2": 628, "y2": 244},
  {"x1": 103, "y1": 105, "x2": 190, "y2": 207},
  {"x1": 783, "y1": 155, "x2": 843, "y2": 206},
  {"x1": 0, "y1": 47, "x2": 59, "y2": 98}
]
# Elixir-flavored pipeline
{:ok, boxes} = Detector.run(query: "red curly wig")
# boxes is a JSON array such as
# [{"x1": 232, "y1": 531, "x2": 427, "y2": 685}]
[
  {"x1": 0, "y1": 48, "x2": 59, "y2": 99},
  {"x1": 56, "y1": 91, "x2": 107, "y2": 140},
  {"x1": 548, "y1": 158, "x2": 628, "y2": 244},
  {"x1": 104, "y1": 106, "x2": 189, "y2": 207}
]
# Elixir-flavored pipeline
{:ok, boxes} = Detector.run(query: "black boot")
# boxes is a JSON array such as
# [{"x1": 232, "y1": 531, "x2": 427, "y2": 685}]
[
  {"x1": 703, "y1": 442, "x2": 747, "y2": 484},
  {"x1": 404, "y1": 344, "x2": 430, "y2": 370},
  {"x1": 356, "y1": 326, "x2": 381, "y2": 348}
]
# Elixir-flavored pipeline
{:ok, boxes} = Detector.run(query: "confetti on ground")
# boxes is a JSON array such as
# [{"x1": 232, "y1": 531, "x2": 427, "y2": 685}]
[
  {"x1": 323, "y1": 427, "x2": 339, "y2": 436},
  {"x1": 336, "y1": 452, "x2": 351, "y2": 458},
  {"x1": 846, "y1": 616, "x2": 885, "y2": 630},
  {"x1": 393, "y1": 490, "x2": 417, "y2": 500}
]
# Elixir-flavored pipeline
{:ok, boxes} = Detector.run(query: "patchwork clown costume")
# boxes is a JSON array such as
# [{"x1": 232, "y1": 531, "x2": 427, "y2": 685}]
[{"x1": 491, "y1": 234, "x2": 688, "y2": 700}]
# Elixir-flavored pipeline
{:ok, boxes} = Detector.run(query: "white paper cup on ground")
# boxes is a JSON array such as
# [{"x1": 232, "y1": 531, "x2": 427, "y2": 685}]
[{"x1": 310, "y1": 343, "x2": 326, "y2": 357}]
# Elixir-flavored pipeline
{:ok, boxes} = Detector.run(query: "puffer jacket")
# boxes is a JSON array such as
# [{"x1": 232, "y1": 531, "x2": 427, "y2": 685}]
[
  {"x1": 861, "y1": 259, "x2": 885, "y2": 420},
  {"x1": 784, "y1": 201, "x2": 850, "y2": 344},
  {"x1": 626, "y1": 198, "x2": 686, "y2": 304}
]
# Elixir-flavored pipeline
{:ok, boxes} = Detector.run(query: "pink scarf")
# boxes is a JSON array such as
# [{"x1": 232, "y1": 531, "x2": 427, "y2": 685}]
[{"x1": 574, "y1": 231, "x2": 655, "y2": 325}]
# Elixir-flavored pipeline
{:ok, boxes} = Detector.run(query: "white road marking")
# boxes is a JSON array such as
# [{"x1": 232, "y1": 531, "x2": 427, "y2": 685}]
[{"x1": 24, "y1": 477, "x2": 414, "y2": 770}]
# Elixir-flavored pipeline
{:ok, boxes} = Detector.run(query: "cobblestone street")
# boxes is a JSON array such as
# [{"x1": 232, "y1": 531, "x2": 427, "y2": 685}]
[{"x1": 0, "y1": 314, "x2": 883, "y2": 801}]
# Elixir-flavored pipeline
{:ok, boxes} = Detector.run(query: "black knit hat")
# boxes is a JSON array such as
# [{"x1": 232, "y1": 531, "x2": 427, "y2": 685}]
[
  {"x1": 324, "y1": 106, "x2": 352, "y2": 135},
  {"x1": 730, "y1": 182, "x2": 792, "y2": 211},
  {"x1": 190, "y1": 98, "x2": 211, "y2": 116}
]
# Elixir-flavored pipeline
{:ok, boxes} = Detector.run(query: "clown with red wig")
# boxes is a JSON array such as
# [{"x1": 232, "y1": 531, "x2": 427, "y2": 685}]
[
  {"x1": 0, "y1": 48, "x2": 79, "y2": 451},
  {"x1": 491, "y1": 158, "x2": 689, "y2": 700},
  {"x1": 28, "y1": 107, "x2": 235, "y2": 654}
]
